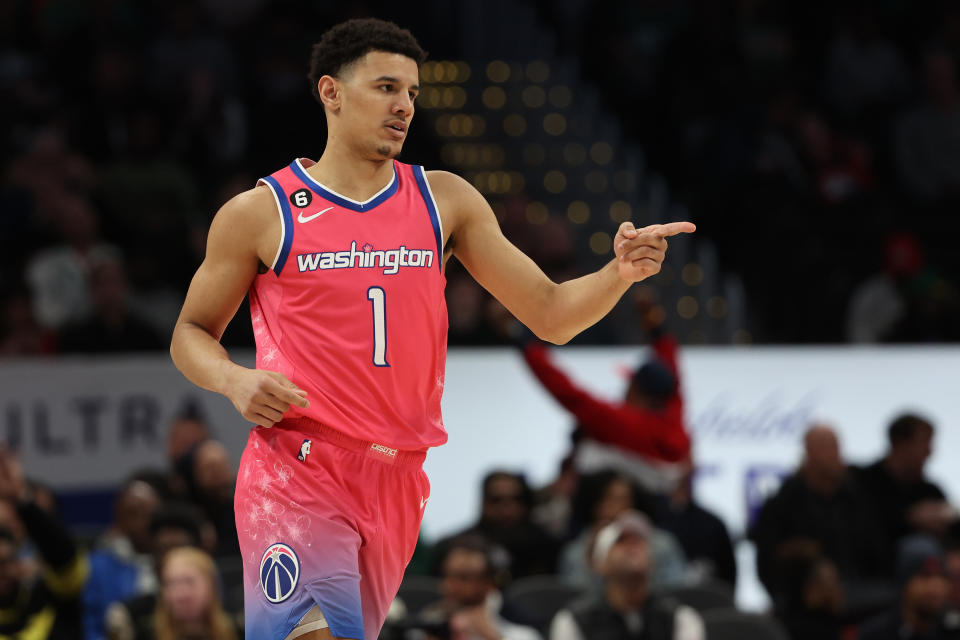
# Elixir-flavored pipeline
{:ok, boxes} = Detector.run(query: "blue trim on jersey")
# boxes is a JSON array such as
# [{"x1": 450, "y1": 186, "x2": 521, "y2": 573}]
[
  {"x1": 290, "y1": 161, "x2": 398, "y2": 212},
  {"x1": 262, "y1": 175, "x2": 294, "y2": 276},
  {"x1": 413, "y1": 166, "x2": 443, "y2": 268}
]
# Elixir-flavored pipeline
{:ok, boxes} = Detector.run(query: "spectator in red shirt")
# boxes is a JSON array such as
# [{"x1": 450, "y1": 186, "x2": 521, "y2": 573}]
[{"x1": 501, "y1": 292, "x2": 691, "y2": 493}]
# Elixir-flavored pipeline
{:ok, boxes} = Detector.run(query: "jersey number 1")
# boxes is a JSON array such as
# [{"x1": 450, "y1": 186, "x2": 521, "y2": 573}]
[{"x1": 367, "y1": 287, "x2": 389, "y2": 367}]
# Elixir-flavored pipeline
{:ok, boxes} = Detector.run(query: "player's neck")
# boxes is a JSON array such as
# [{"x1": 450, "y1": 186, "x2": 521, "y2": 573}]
[{"x1": 309, "y1": 140, "x2": 395, "y2": 202}]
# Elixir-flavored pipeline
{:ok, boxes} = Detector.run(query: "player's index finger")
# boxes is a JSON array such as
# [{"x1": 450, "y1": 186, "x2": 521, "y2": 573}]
[
  {"x1": 660, "y1": 221, "x2": 696, "y2": 237},
  {"x1": 272, "y1": 385, "x2": 309, "y2": 407}
]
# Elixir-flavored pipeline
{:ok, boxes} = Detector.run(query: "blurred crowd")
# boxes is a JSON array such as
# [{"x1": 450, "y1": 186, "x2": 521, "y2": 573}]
[
  {"x1": 0, "y1": 302, "x2": 956, "y2": 640},
  {"x1": 0, "y1": 406, "x2": 244, "y2": 640},
  {"x1": 0, "y1": 0, "x2": 451, "y2": 356},
  {"x1": 3, "y1": 1, "x2": 960, "y2": 349},
  {"x1": 538, "y1": 0, "x2": 960, "y2": 342}
]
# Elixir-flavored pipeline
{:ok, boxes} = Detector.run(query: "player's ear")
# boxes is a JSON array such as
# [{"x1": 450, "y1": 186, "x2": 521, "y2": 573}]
[{"x1": 318, "y1": 75, "x2": 341, "y2": 112}]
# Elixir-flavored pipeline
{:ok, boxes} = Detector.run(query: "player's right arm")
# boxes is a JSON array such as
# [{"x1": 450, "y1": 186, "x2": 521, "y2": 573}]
[{"x1": 170, "y1": 187, "x2": 309, "y2": 427}]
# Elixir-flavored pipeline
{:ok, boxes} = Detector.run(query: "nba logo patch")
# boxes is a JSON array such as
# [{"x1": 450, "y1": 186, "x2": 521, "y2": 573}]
[
  {"x1": 297, "y1": 439, "x2": 311, "y2": 462},
  {"x1": 260, "y1": 543, "x2": 300, "y2": 603}
]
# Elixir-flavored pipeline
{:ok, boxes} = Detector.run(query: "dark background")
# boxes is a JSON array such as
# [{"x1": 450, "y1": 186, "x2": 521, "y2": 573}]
[{"x1": 3, "y1": 0, "x2": 959, "y2": 351}]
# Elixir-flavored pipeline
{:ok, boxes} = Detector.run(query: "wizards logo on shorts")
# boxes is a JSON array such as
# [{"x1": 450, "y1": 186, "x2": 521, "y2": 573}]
[{"x1": 259, "y1": 543, "x2": 300, "y2": 603}]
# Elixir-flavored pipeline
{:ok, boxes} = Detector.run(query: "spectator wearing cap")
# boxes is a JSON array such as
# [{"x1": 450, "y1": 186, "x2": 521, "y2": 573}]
[
  {"x1": 560, "y1": 470, "x2": 687, "y2": 592},
  {"x1": 433, "y1": 471, "x2": 560, "y2": 581},
  {"x1": 550, "y1": 510, "x2": 704, "y2": 640},
  {"x1": 512, "y1": 292, "x2": 691, "y2": 494},
  {"x1": 750, "y1": 424, "x2": 886, "y2": 597},
  {"x1": 859, "y1": 537, "x2": 960, "y2": 639},
  {"x1": 855, "y1": 414, "x2": 956, "y2": 576}
]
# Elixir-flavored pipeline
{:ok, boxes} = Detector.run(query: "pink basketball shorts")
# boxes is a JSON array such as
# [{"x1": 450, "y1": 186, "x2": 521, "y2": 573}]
[{"x1": 235, "y1": 417, "x2": 430, "y2": 639}]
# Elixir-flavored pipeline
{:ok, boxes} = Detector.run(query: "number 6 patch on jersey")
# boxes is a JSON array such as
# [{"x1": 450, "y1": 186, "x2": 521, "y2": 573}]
[{"x1": 290, "y1": 188, "x2": 313, "y2": 208}]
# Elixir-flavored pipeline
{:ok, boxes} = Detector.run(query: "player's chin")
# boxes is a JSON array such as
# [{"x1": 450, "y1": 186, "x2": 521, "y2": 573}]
[
  {"x1": 374, "y1": 143, "x2": 401, "y2": 159},
  {"x1": 373, "y1": 134, "x2": 404, "y2": 158}
]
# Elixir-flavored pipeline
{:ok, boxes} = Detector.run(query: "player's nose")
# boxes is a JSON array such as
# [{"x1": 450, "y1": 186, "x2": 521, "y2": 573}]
[{"x1": 393, "y1": 96, "x2": 413, "y2": 115}]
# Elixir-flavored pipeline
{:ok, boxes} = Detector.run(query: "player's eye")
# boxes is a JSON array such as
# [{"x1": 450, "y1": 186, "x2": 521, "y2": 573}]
[
  {"x1": 379, "y1": 84, "x2": 392, "y2": 92},
  {"x1": 409, "y1": 92, "x2": 417, "y2": 101}
]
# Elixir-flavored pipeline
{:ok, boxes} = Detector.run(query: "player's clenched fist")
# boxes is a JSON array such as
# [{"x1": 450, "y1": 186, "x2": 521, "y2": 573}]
[
  {"x1": 225, "y1": 368, "x2": 310, "y2": 427},
  {"x1": 614, "y1": 221, "x2": 696, "y2": 283}
]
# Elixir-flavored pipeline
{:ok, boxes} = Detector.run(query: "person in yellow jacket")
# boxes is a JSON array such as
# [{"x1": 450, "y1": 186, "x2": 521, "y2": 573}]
[{"x1": 0, "y1": 447, "x2": 88, "y2": 639}]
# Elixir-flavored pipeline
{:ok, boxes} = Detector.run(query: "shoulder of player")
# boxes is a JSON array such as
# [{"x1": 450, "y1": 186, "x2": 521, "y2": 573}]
[
  {"x1": 220, "y1": 184, "x2": 276, "y2": 220},
  {"x1": 424, "y1": 170, "x2": 487, "y2": 219},
  {"x1": 424, "y1": 168, "x2": 467, "y2": 196},
  {"x1": 211, "y1": 185, "x2": 277, "y2": 234},
  {"x1": 206, "y1": 184, "x2": 278, "y2": 257}
]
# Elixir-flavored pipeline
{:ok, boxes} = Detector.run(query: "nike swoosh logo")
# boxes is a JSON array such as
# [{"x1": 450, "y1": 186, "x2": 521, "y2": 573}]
[
  {"x1": 298, "y1": 206, "x2": 334, "y2": 223},
  {"x1": 420, "y1": 496, "x2": 429, "y2": 510}
]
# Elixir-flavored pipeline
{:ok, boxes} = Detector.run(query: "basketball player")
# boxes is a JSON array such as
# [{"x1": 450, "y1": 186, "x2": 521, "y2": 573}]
[{"x1": 170, "y1": 18, "x2": 694, "y2": 640}]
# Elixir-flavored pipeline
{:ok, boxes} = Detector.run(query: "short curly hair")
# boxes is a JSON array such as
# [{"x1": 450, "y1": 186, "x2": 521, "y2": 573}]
[{"x1": 308, "y1": 18, "x2": 428, "y2": 105}]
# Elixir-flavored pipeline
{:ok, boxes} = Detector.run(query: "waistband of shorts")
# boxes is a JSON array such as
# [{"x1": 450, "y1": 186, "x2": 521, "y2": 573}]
[{"x1": 280, "y1": 417, "x2": 427, "y2": 467}]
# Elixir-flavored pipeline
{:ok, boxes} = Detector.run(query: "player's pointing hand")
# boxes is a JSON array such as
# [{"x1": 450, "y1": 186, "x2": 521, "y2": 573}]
[
  {"x1": 226, "y1": 368, "x2": 310, "y2": 428},
  {"x1": 614, "y1": 221, "x2": 696, "y2": 283}
]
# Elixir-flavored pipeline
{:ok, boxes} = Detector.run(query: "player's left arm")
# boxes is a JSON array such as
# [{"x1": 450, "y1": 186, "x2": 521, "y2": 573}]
[{"x1": 429, "y1": 171, "x2": 694, "y2": 344}]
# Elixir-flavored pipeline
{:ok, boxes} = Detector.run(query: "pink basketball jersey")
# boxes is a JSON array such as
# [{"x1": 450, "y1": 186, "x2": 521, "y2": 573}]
[{"x1": 249, "y1": 158, "x2": 448, "y2": 450}]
